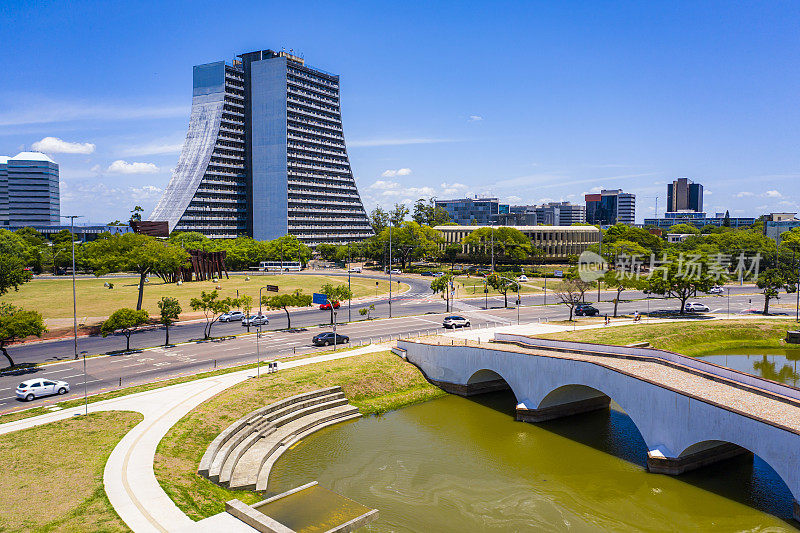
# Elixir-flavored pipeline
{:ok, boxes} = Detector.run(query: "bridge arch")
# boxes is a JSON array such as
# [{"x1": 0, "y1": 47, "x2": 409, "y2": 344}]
[{"x1": 464, "y1": 368, "x2": 519, "y2": 400}]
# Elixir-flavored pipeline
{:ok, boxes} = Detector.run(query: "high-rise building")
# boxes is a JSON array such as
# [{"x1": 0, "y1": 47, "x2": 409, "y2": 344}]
[
  {"x1": 0, "y1": 152, "x2": 60, "y2": 227},
  {"x1": 151, "y1": 49, "x2": 373, "y2": 245},
  {"x1": 434, "y1": 196, "x2": 509, "y2": 225},
  {"x1": 585, "y1": 189, "x2": 635, "y2": 226},
  {"x1": 667, "y1": 177, "x2": 703, "y2": 213},
  {"x1": 535, "y1": 201, "x2": 586, "y2": 226}
]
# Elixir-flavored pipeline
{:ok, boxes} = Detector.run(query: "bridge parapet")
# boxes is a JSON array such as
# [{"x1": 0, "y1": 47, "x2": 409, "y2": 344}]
[{"x1": 397, "y1": 336, "x2": 800, "y2": 522}]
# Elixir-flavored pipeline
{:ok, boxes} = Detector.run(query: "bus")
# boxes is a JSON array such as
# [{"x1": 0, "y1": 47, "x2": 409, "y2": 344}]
[{"x1": 258, "y1": 261, "x2": 302, "y2": 272}]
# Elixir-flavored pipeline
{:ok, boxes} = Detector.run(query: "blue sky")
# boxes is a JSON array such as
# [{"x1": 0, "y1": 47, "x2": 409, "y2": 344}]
[{"x1": 1, "y1": 1, "x2": 798, "y2": 224}]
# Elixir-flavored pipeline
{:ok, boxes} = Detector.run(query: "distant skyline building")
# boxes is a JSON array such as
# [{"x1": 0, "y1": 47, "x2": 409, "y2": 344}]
[
  {"x1": 0, "y1": 152, "x2": 60, "y2": 227},
  {"x1": 667, "y1": 177, "x2": 703, "y2": 213},
  {"x1": 151, "y1": 48, "x2": 373, "y2": 245},
  {"x1": 585, "y1": 189, "x2": 635, "y2": 226},
  {"x1": 434, "y1": 196, "x2": 509, "y2": 225},
  {"x1": 644, "y1": 211, "x2": 756, "y2": 231}
]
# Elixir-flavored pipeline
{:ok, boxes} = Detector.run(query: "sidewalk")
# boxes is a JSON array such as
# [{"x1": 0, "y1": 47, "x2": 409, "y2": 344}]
[{"x1": 0, "y1": 343, "x2": 390, "y2": 533}]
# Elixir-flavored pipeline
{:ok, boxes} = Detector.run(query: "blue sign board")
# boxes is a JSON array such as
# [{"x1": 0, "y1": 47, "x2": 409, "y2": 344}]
[{"x1": 312, "y1": 292, "x2": 328, "y2": 305}]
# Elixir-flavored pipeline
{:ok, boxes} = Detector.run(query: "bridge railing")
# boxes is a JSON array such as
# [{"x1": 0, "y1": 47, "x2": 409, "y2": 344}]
[{"x1": 493, "y1": 333, "x2": 800, "y2": 404}]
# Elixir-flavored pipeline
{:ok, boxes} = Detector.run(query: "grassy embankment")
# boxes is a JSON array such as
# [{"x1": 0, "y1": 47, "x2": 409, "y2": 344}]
[
  {"x1": 0, "y1": 411, "x2": 141, "y2": 532},
  {"x1": 539, "y1": 318, "x2": 798, "y2": 357},
  {"x1": 153, "y1": 350, "x2": 445, "y2": 521},
  {"x1": 2, "y1": 274, "x2": 408, "y2": 323}
]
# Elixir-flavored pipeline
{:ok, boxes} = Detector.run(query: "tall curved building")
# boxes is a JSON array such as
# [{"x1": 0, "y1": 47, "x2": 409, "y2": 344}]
[{"x1": 151, "y1": 49, "x2": 373, "y2": 245}]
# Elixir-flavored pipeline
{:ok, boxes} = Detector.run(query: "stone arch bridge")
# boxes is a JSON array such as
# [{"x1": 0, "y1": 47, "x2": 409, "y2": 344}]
[{"x1": 397, "y1": 334, "x2": 800, "y2": 522}]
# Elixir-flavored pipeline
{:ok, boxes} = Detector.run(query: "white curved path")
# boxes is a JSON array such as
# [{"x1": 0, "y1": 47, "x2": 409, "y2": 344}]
[{"x1": 0, "y1": 345, "x2": 389, "y2": 532}]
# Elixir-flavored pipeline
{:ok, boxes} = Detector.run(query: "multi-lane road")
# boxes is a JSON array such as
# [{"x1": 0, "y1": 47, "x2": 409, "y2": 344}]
[{"x1": 0, "y1": 273, "x2": 774, "y2": 414}]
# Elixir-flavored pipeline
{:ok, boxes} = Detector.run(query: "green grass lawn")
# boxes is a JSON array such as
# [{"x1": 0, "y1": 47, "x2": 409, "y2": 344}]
[
  {"x1": 0, "y1": 411, "x2": 141, "y2": 532},
  {"x1": 1, "y1": 274, "x2": 407, "y2": 322},
  {"x1": 539, "y1": 319, "x2": 797, "y2": 357},
  {"x1": 154, "y1": 350, "x2": 446, "y2": 521},
  {"x1": 454, "y1": 276, "x2": 545, "y2": 298}
]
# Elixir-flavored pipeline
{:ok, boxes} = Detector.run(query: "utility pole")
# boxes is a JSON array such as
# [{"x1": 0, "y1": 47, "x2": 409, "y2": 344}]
[
  {"x1": 490, "y1": 222, "x2": 495, "y2": 272},
  {"x1": 347, "y1": 244, "x2": 352, "y2": 322},
  {"x1": 62, "y1": 215, "x2": 82, "y2": 359},
  {"x1": 389, "y1": 225, "x2": 393, "y2": 318},
  {"x1": 597, "y1": 236, "x2": 602, "y2": 302}
]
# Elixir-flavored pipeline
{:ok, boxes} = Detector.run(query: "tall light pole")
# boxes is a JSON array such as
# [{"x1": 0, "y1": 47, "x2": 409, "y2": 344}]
[
  {"x1": 597, "y1": 237, "x2": 602, "y2": 302},
  {"x1": 347, "y1": 244, "x2": 352, "y2": 322},
  {"x1": 388, "y1": 225, "x2": 393, "y2": 318},
  {"x1": 256, "y1": 324, "x2": 261, "y2": 377},
  {"x1": 490, "y1": 221, "x2": 495, "y2": 272},
  {"x1": 258, "y1": 286, "x2": 270, "y2": 316},
  {"x1": 61, "y1": 215, "x2": 82, "y2": 359}
]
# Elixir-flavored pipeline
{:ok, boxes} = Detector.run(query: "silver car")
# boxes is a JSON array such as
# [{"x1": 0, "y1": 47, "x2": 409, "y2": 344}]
[
  {"x1": 16, "y1": 379, "x2": 70, "y2": 401},
  {"x1": 242, "y1": 314, "x2": 269, "y2": 327},
  {"x1": 443, "y1": 316, "x2": 470, "y2": 329},
  {"x1": 219, "y1": 311, "x2": 244, "y2": 322},
  {"x1": 684, "y1": 302, "x2": 710, "y2": 313}
]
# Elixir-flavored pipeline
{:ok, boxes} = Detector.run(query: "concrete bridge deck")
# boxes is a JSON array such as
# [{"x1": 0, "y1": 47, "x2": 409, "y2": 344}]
[{"x1": 397, "y1": 334, "x2": 800, "y2": 522}]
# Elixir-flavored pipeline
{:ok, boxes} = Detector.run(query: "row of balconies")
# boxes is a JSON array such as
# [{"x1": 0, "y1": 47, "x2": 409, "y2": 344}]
[
  {"x1": 288, "y1": 160, "x2": 349, "y2": 174},
  {"x1": 287, "y1": 206, "x2": 366, "y2": 215},
  {"x1": 287, "y1": 180, "x2": 358, "y2": 193},
  {"x1": 287, "y1": 171, "x2": 354, "y2": 183},
  {"x1": 286, "y1": 92, "x2": 339, "y2": 114},
  {"x1": 287, "y1": 142, "x2": 346, "y2": 158},
  {"x1": 287, "y1": 132, "x2": 345, "y2": 150},
  {"x1": 286, "y1": 81, "x2": 339, "y2": 105},
  {"x1": 286, "y1": 101, "x2": 341, "y2": 124},
  {"x1": 288, "y1": 151, "x2": 349, "y2": 168},
  {"x1": 287, "y1": 75, "x2": 339, "y2": 97},
  {"x1": 287, "y1": 196, "x2": 363, "y2": 206},
  {"x1": 287, "y1": 68, "x2": 338, "y2": 89},
  {"x1": 288, "y1": 188, "x2": 360, "y2": 199}
]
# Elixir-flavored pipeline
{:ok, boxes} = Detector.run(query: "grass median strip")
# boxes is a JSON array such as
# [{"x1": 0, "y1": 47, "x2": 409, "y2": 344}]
[
  {"x1": 154, "y1": 350, "x2": 446, "y2": 521},
  {"x1": 0, "y1": 411, "x2": 142, "y2": 532},
  {"x1": 538, "y1": 318, "x2": 798, "y2": 357}
]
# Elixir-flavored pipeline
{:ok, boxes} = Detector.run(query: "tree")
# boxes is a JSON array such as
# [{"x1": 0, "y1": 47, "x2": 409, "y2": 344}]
[
  {"x1": 442, "y1": 242, "x2": 461, "y2": 271},
  {"x1": 157, "y1": 297, "x2": 181, "y2": 345},
  {"x1": 667, "y1": 223, "x2": 700, "y2": 236},
  {"x1": 756, "y1": 268, "x2": 794, "y2": 315},
  {"x1": 262, "y1": 289, "x2": 313, "y2": 329},
  {"x1": 85, "y1": 233, "x2": 189, "y2": 310},
  {"x1": 0, "y1": 255, "x2": 32, "y2": 297},
  {"x1": 389, "y1": 203, "x2": 410, "y2": 227},
  {"x1": 239, "y1": 294, "x2": 254, "y2": 332},
  {"x1": 462, "y1": 227, "x2": 534, "y2": 265},
  {"x1": 319, "y1": 283, "x2": 353, "y2": 325},
  {"x1": 369, "y1": 207, "x2": 390, "y2": 234},
  {"x1": 723, "y1": 210, "x2": 731, "y2": 227},
  {"x1": 101, "y1": 308, "x2": 149, "y2": 352},
  {"x1": 130, "y1": 205, "x2": 144, "y2": 222},
  {"x1": 376, "y1": 221, "x2": 443, "y2": 269},
  {"x1": 359, "y1": 304, "x2": 375, "y2": 320},
  {"x1": 554, "y1": 280, "x2": 586, "y2": 321},
  {"x1": 0, "y1": 304, "x2": 46, "y2": 368},
  {"x1": 316, "y1": 243, "x2": 338, "y2": 261},
  {"x1": 412, "y1": 198, "x2": 451, "y2": 226},
  {"x1": 487, "y1": 273, "x2": 520, "y2": 308},
  {"x1": 603, "y1": 270, "x2": 645, "y2": 318},
  {"x1": 190, "y1": 290, "x2": 236, "y2": 339},
  {"x1": 431, "y1": 273, "x2": 454, "y2": 312},
  {"x1": 645, "y1": 253, "x2": 719, "y2": 313}
]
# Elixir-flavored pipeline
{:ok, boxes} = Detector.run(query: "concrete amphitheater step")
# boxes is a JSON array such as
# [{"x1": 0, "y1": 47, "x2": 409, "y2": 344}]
[
  {"x1": 199, "y1": 386, "x2": 342, "y2": 478},
  {"x1": 254, "y1": 407, "x2": 361, "y2": 492},
  {"x1": 224, "y1": 399, "x2": 354, "y2": 488}
]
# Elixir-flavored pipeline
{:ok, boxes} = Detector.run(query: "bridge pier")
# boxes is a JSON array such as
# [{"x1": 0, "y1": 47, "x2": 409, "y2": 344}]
[
  {"x1": 795, "y1": 500, "x2": 799, "y2": 523},
  {"x1": 433, "y1": 378, "x2": 510, "y2": 397},
  {"x1": 646, "y1": 442, "x2": 752, "y2": 475},
  {"x1": 516, "y1": 395, "x2": 611, "y2": 423}
]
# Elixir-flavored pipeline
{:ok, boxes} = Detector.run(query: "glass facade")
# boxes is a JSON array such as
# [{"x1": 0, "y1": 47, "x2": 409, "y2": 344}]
[
  {"x1": 0, "y1": 152, "x2": 60, "y2": 227},
  {"x1": 152, "y1": 49, "x2": 373, "y2": 245},
  {"x1": 585, "y1": 189, "x2": 635, "y2": 226}
]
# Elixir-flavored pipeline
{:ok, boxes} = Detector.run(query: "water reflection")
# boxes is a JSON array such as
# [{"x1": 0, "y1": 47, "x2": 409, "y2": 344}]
[
  {"x1": 268, "y1": 391, "x2": 796, "y2": 531},
  {"x1": 699, "y1": 348, "x2": 800, "y2": 386}
]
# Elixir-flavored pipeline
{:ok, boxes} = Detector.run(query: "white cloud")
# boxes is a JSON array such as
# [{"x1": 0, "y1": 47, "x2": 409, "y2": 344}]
[
  {"x1": 349, "y1": 138, "x2": 456, "y2": 147},
  {"x1": 589, "y1": 186, "x2": 603, "y2": 193},
  {"x1": 736, "y1": 191, "x2": 754, "y2": 198},
  {"x1": 763, "y1": 190, "x2": 783, "y2": 198},
  {"x1": 130, "y1": 185, "x2": 163, "y2": 199},
  {"x1": 31, "y1": 136, "x2": 95, "y2": 154},
  {"x1": 468, "y1": 115, "x2": 483, "y2": 122},
  {"x1": 381, "y1": 168, "x2": 412, "y2": 178},
  {"x1": 440, "y1": 181, "x2": 469, "y2": 196},
  {"x1": 369, "y1": 180, "x2": 400, "y2": 190},
  {"x1": 119, "y1": 141, "x2": 183, "y2": 157},
  {"x1": 106, "y1": 160, "x2": 159, "y2": 174},
  {"x1": 506, "y1": 195, "x2": 522, "y2": 203}
]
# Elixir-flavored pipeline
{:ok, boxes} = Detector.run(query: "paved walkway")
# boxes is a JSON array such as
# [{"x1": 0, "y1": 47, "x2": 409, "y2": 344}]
[{"x1": 0, "y1": 343, "x2": 390, "y2": 532}]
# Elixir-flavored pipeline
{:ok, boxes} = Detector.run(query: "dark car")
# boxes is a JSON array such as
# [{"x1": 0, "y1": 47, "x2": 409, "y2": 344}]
[
  {"x1": 312, "y1": 332, "x2": 349, "y2": 346},
  {"x1": 420, "y1": 271, "x2": 434, "y2": 276},
  {"x1": 575, "y1": 303, "x2": 599, "y2": 316}
]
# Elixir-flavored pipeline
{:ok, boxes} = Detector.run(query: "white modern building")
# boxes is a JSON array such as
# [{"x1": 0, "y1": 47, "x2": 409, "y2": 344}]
[{"x1": 0, "y1": 152, "x2": 60, "y2": 227}]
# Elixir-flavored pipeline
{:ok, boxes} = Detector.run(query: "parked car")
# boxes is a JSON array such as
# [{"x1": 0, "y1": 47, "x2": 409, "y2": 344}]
[
  {"x1": 348, "y1": 266, "x2": 362, "y2": 273},
  {"x1": 516, "y1": 275, "x2": 528, "y2": 282},
  {"x1": 312, "y1": 332, "x2": 349, "y2": 346},
  {"x1": 219, "y1": 310, "x2": 244, "y2": 322},
  {"x1": 708, "y1": 286, "x2": 724, "y2": 295},
  {"x1": 433, "y1": 272, "x2": 445, "y2": 277},
  {"x1": 319, "y1": 301, "x2": 341, "y2": 310},
  {"x1": 684, "y1": 302, "x2": 710, "y2": 313},
  {"x1": 242, "y1": 314, "x2": 269, "y2": 327},
  {"x1": 420, "y1": 271, "x2": 434, "y2": 276},
  {"x1": 16, "y1": 379, "x2": 70, "y2": 401},
  {"x1": 575, "y1": 303, "x2": 600, "y2": 316},
  {"x1": 389, "y1": 269, "x2": 402, "y2": 275},
  {"x1": 443, "y1": 315, "x2": 471, "y2": 328}
]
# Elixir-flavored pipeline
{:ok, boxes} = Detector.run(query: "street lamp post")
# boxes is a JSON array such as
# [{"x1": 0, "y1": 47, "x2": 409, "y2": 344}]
[
  {"x1": 256, "y1": 324, "x2": 261, "y2": 377},
  {"x1": 727, "y1": 288, "x2": 730, "y2": 318},
  {"x1": 81, "y1": 350, "x2": 88, "y2": 415},
  {"x1": 61, "y1": 215, "x2": 82, "y2": 359},
  {"x1": 347, "y1": 245, "x2": 352, "y2": 323},
  {"x1": 389, "y1": 225, "x2": 393, "y2": 318},
  {"x1": 490, "y1": 222, "x2": 495, "y2": 272}
]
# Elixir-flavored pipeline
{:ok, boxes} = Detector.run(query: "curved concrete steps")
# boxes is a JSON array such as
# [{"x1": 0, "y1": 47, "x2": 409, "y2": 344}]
[{"x1": 198, "y1": 386, "x2": 361, "y2": 491}]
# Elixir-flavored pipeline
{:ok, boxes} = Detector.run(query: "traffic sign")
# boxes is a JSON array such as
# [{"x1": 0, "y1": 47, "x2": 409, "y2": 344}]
[
  {"x1": 266, "y1": 285, "x2": 279, "y2": 292},
  {"x1": 312, "y1": 292, "x2": 328, "y2": 304},
  {"x1": 554, "y1": 270, "x2": 563, "y2": 278}
]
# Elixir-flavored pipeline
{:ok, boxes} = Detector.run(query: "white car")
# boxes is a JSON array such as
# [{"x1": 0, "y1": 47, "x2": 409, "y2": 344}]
[
  {"x1": 517, "y1": 275, "x2": 528, "y2": 282},
  {"x1": 443, "y1": 315, "x2": 471, "y2": 329},
  {"x1": 16, "y1": 379, "x2": 70, "y2": 401},
  {"x1": 708, "y1": 286, "x2": 724, "y2": 295},
  {"x1": 348, "y1": 266, "x2": 362, "y2": 273},
  {"x1": 219, "y1": 311, "x2": 244, "y2": 322},
  {"x1": 433, "y1": 272, "x2": 445, "y2": 277},
  {"x1": 242, "y1": 314, "x2": 269, "y2": 327},
  {"x1": 390, "y1": 269, "x2": 402, "y2": 275},
  {"x1": 684, "y1": 302, "x2": 710, "y2": 313}
]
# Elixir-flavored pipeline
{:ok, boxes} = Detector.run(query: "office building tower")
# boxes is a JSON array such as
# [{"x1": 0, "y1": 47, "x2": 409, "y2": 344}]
[
  {"x1": 434, "y1": 196, "x2": 509, "y2": 225},
  {"x1": 151, "y1": 49, "x2": 373, "y2": 244},
  {"x1": 585, "y1": 189, "x2": 635, "y2": 226},
  {"x1": 535, "y1": 201, "x2": 586, "y2": 226},
  {"x1": 667, "y1": 177, "x2": 703, "y2": 213},
  {"x1": 0, "y1": 152, "x2": 60, "y2": 227}
]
